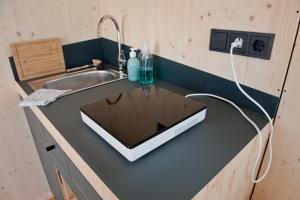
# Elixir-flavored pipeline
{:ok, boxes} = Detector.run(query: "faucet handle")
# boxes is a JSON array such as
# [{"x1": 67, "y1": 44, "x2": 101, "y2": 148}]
[
  {"x1": 119, "y1": 50, "x2": 126, "y2": 64},
  {"x1": 118, "y1": 50, "x2": 126, "y2": 74}
]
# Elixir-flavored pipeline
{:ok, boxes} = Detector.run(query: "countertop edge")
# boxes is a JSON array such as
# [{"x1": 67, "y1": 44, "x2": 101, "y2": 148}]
[{"x1": 15, "y1": 81, "x2": 119, "y2": 200}]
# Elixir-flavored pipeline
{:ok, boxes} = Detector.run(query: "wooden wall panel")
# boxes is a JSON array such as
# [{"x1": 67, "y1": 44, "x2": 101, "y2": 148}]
[
  {"x1": 100, "y1": 0, "x2": 300, "y2": 96},
  {"x1": 0, "y1": 0, "x2": 101, "y2": 199},
  {"x1": 252, "y1": 23, "x2": 300, "y2": 200}
]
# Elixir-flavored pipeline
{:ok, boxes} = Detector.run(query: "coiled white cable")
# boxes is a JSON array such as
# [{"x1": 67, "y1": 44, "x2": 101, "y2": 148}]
[{"x1": 186, "y1": 38, "x2": 274, "y2": 183}]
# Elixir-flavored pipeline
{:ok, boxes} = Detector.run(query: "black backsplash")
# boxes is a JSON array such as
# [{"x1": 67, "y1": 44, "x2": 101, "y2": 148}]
[
  {"x1": 99, "y1": 38, "x2": 278, "y2": 117},
  {"x1": 8, "y1": 38, "x2": 103, "y2": 81},
  {"x1": 9, "y1": 37, "x2": 279, "y2": 117},
  {"x1": 62, "y1": 38, "x2": 102, "y2": 69},
  {"x1": 9, "y1": 56, "x2": 19, "y2": 82}
]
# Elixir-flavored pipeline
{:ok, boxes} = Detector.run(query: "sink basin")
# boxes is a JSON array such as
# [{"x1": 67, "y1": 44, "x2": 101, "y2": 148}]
[{"x1": 43, "y1": 69, "x2": 126, "y2": 94}]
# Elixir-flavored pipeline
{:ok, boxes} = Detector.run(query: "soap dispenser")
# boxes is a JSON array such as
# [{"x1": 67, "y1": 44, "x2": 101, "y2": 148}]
[
  {"x1": 138, "y1": 42, "x2": 154, "y2": 85},
  {"x1": 127, "y1": 48, "x2": 140, "y2": 81}
]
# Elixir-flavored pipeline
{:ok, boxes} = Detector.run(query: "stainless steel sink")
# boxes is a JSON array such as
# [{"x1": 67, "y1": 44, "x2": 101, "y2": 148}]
[{"x1": 43, "y1": 69, "x2": 126, "y2": 95}]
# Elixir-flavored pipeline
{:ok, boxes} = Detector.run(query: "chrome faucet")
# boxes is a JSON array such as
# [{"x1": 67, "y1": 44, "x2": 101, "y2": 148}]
[{"x1": 97, "y1": 15, "x2": 126, "y2": 75}]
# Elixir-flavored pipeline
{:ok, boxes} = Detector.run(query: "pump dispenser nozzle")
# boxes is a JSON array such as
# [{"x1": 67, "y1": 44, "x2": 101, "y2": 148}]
[
  {"x1": 130, "y1": 48, "x2": 138, "y2": 58},
  {"x1": 141, "y1": 42, "x2": 150, "y2": 54}
]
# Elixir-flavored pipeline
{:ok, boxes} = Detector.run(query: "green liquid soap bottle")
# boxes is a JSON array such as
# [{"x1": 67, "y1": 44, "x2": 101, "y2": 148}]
[
  {"x1": 138, "y1": 41, "x2": 154, "y2": 85},
  {"x1": 127, "y1": 48, "x2": 140, "y2": 81}
]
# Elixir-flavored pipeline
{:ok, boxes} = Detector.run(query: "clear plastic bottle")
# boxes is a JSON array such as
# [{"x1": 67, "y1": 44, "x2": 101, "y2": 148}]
[{"x1": 138, "y1": 42, "x2": 154, "y2": 85}]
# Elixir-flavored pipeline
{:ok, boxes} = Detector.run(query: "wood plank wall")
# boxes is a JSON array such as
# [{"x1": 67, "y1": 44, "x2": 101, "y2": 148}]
[
  {"x1": 0, "y1": 0, "x2": 100, "y2": 199},
  {"x1": 252, "y1": 22, "x2": 300, "y2": 200},
  {"x1": 100, "y1": 0, "x2": 300, "y2": 96}
]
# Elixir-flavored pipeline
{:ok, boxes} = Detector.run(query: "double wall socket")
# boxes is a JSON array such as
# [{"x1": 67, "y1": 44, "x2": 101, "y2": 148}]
[{"x1": 209, "y1": 29, "x2": 275, "y2": 60}]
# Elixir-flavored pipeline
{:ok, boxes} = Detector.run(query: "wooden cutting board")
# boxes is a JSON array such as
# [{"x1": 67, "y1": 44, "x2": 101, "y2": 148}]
[{"x1": 11, "y1": 38, "x2": 66, "y2": 80}]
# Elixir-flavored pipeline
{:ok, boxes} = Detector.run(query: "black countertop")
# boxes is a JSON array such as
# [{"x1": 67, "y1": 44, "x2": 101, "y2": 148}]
[{"x1": 19, "y1": 80, "x2": 267, "y2": 200}]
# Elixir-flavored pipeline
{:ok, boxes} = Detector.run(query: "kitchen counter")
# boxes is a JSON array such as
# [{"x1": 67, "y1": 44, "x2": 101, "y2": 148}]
[{"x1": 17, "y1": 79, "x2": 268, "y2": 200}]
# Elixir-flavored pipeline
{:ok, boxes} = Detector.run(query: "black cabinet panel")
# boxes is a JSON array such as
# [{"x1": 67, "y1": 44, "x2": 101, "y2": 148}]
[
  {"x1": 24, "y1": 107, "x2": 46, "y2": 145},
  {"x1": 52, "y1": 158, "x2": 86, "y2": 200},
  {"x1": 24, "y1": 107, "x2": 102, "y2": 200},
  {"x1": 68, "y1": 155, "x2": 103, "y2": 200},
  {"x1": 24, "y1": 108, "x2": 65, "y2": 200},
  {"x1": 45, "y1": 132, "x2": 70, "y2": 176}
]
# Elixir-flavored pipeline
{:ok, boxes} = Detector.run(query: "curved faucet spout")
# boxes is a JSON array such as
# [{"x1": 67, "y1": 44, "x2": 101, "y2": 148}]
[{"x1": 97, "y1": 15, "x2": 126, "y2": 74}]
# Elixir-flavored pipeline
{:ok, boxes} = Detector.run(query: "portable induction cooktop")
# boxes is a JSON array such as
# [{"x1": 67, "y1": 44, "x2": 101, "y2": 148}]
[{"x1": 80, "y1": 85, "x2": 207, "y2": 161}]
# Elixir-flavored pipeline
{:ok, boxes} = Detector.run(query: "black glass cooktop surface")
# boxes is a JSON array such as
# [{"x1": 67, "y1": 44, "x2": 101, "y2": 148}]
[{"x1": 80, "y1": 85, "x2": 206, "y2": 149}]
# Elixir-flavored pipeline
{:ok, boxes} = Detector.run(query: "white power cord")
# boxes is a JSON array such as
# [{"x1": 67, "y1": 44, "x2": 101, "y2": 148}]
[{"x1": 186, "y1": 38, "x2": 274, "y2": 183}]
